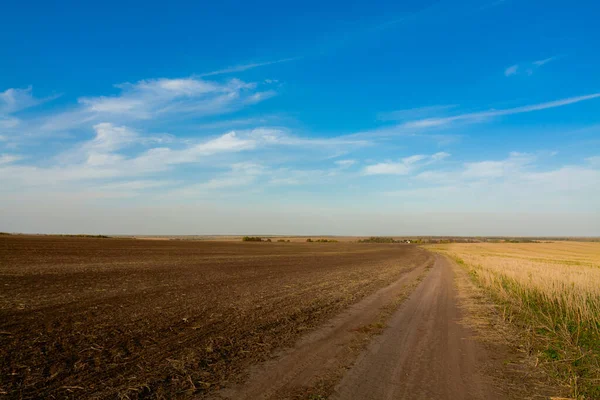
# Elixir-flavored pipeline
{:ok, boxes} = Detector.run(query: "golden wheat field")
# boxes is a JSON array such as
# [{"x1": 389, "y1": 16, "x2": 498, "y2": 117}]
[{"x1": 429, "y1": 241, "x2": 600, "y2": 399}]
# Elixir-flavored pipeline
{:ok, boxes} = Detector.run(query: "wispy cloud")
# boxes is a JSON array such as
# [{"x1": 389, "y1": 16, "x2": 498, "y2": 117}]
[
  {"x1": 190, "y1": 115, "x2": 286, "y2": 131},
  {"x1": 533, "y1": 56, "x2": 559, "y2": 67},
  {"x1": 198, "y1": 57, "x2": 300, "y2": 77},
  {"x1": 0, "y1": 77, "x2": 277, "y2": 144},
  {"x1": 461, "y1": 151, "x2": 534, "y2": 179},
  {"x1": 504, "y1": 64, "x2": 519, "y2": 77},
  {"x1": 0, "y1": 128, "x2": 259, "y2": 187},
  {"x1": 384, "y1": 152, "x2": 600, "y2": 213},
  {"x1": 161, "y1": 162, "x2": 266, "y2": 198},
  {"x1": 505, "y1": 55, "x2": 560, "y2": 77},
  {"x1": 0, "y1": 86, "x2": 60, "y2": 114},
  {"x1": 0, "y1": 87, "x2": 61, "y2": 137},
  {"x1": 0, "y1": 154, "x2": 22, "y2": 165},
  {"x1": 334, "y1": 159, "x2": 356, "y2": 168},
  {"x1": 0, "y1": 121, "x2": 367, "y2": 194},
  {"x1": 377, "y1": 105, "x2": 457, "y2": 121},
  {"x1": 78, "y1": 77, "x2": 260, "y2": 119},
  {"x1": 401, "y1": 93, "x2": 600, "y2": 128},
  {"x1": 363, "y1": 152, "x2": 449, "y2": 175}
]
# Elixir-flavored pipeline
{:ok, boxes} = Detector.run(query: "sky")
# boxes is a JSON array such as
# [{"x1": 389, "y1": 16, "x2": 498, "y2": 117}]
[{"x1": 1, "y1": 0, "x2": 599, "y2": 236}]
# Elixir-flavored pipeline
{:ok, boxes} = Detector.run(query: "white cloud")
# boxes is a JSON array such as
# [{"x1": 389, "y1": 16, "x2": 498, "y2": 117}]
[
  {"x1": 402, "y1": 154, "x2": 427, "y2": 165},
  {"x1": 193, "y1": 131, "x2": 255, "y2": 153},
  {"x1": 201, "y1": 163, "x2": 264, "y2": 189},
  {"x1": 431, "y1": 151, "x2": 450, "y2": 161},
  {"x1": 521, "y1": 166, "x2": 600, "y2": 191},
  {"x1": 462, "y1": 152, "x2": 534, "y2": 179},
  {"x1": 113, "y1": 130, "x2": 258, "y2": 172},
  {"x1": 198, "y1": 57, "x2": 299, "y2": 77},
  {"x1": 533, "y1": 56, "x2": 559, "y2": 67},
  {"x1": 0, "y1": 120, "x2": 367, "y2": 195},
  {"x1": 95, "y1": 180, "x2": 174, "y2": 192},
  {"x1": 76, "y1": 77, "x2": 260, "y2": 121},
  {"x1": 87, "y1": 123, "x2": 139, "y2": 152},
  {"x1": 0, "y1": 86, "x2": 60, "y2": 116},
  {"x1": 27, "y1": 77, "x2": 275, "y2": 136},
  {"x1": 245, "y1": 90, "x2": 277, "y2": 104},
  {"x1": 363, "y1": 152, "x2": 449, "y2": 175},
  {"x1": 364, "y1": 162, "x2": 412, "y2": 175},
  {"x1": 413, "y1": 152, "x2": 535, "y2": 183},
  {"x1": 192, "y1": 116, "x2": 281, "y2": 131},
  {"x1": 505, "y1": 56, "x2": 559, "y2": 77},
  {"x1": 401, "y1": 93, "x2": 600, "y2": 128},
  {"x1": 377, "y1": 105, "x2": 457, "y2": 121},
  {"x1": 0, "y1": 154, "x2": 22, "y2": 165},
  {"x1": 157, "y1": 162, "x2": 266, "y2": 199},
  {"x1": 0, "y1": 117, "x2": 20, "y2": 129},
  {"x1": 504, "y1": 64, "x2": 519, "y2": 76},
  {"x1": 0, "y1": 87, "x2": 38, "y2": 114},
  {"x1": 334, "y1": 159, "x2": 356, "y2": 168},
  {"x1": 267, "y1": 167, "x2": 337, "y2": 186},
  {"x1": 462, "y1": 160, "x2": 508, "y2": 178},
  {"x1": 0, "y1": 129, "x2": 260, "y2": 189},
  {"x1": 245, "y1": 127, "x2": 368, "y2": 149},
  {"x1": 0, "y1": 87, "x2": 59, "y2": 136},
  {"x1": 384, "y1": 152, "x2": 600, "y2": 214},
  {"x1": 58, "y1": 123, "x2": 171, "y2": 166}
]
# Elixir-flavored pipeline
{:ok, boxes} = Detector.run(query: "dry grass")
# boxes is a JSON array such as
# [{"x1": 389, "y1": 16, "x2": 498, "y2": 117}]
[{"x1": 429, "y1": 242, "x2": 600, "y2": 399}]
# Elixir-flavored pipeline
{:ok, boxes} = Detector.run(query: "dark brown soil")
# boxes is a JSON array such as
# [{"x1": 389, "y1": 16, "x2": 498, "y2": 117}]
[{"x1": 0, "y1": 235, "x2": 428, "y2": 399}]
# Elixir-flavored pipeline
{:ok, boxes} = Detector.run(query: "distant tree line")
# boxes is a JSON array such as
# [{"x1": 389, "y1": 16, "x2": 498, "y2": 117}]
[
  {"x1": 358, "y1": 237, "x2": 400, "y2": 243},
  {"x1": 242, "y1": 236, "x2": 271, "y2": 242},
  {"x1": 306, "y1": 238, "x2": 338, "y2": 243}
]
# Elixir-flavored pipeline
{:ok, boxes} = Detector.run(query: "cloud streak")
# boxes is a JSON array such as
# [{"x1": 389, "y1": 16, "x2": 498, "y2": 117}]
[
  {"x1": 0, "y1": 86, "x2": 60, "y2": 114},
  {"x1": 505, "y1": 56, "x2": 560, "y2": 77},
  {"x1": 401, "y1": 93, "x2": 600, "y2": 128},
  {"x1": 504, "y1": 64, "x2": 519, "y2": 77},
  {"x1": 377, "y1": 105, "x2": 457, "y2": 121},
  {"x1": 198, "y1": 57, "x2": 300, "y2": 77},
  {"x1": 363, "y1": 152, "x2": 449, "y2": 175},
  {"x1": 533, "y1": 56, "x2": 559, "y2": 67}
]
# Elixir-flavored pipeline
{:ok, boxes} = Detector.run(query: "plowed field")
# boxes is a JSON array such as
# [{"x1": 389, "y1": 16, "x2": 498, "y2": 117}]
[{"x1": 0, "y1": 235, "x2": 428, "y2": 399}]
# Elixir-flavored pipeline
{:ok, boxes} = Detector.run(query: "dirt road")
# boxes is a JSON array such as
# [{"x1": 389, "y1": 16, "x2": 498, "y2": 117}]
[
  {"x1": 216, "y1": 253, "x2": 555, "y2": 400},
  {"x1": 213, "y1": 252, "x2": 433, "y2": 399},
  {"x1": 332, "y1": 254, "x2": 498, "y2": 400}
]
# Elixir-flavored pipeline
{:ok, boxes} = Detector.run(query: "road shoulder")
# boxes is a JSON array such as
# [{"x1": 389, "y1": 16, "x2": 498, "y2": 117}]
[{"x1": 449, "y1": 254, "x2": 570, "y2": 399}]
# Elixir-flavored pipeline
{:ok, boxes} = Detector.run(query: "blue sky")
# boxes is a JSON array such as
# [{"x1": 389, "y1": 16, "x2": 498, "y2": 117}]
[{"x1": 1, "y1": 0, "x2": 599, "y2": 235}]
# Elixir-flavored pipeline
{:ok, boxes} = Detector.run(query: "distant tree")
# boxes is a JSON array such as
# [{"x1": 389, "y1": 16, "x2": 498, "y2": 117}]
[{"x1": 242, "y1": 236, "x2": 264, "y2": 242}]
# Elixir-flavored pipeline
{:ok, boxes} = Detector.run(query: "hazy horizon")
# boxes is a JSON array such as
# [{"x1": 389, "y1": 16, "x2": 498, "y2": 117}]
[{"x1": 2, "y1": 203, "x2": 598, "y2": 237}]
